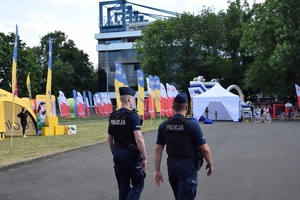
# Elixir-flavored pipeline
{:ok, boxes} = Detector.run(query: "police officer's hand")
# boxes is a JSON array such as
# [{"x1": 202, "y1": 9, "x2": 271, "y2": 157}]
[
  {"x1": 140, "y1": 158, "x2": 148, "y2": 172},
  {"x1": 206, "y1": 163, "x2": 213, "y2": 176},
  {"x1": 153, "y1": 172, "x2": 163, "y2": 187}
]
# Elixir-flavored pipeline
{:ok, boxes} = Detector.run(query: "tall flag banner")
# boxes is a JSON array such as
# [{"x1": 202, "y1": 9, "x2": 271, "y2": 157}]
[
  {"x1": 88, "y1": 91, "x2": 93, "y2": 116},
  {"x1": 11, "y1": 25, "x2": 18, "y2": 128},
  {"x1": 295, "y1": 84, "x2": 300, "y2": 109},
  {"x1": 166, "y1": 83, "x2": 173, "y2": 117},
  {"x1": 45, "y1": 37, "x2": 52, "y2": 126},
  {"x1": 115, "y1": 62, "x2": 125, "y2": 109},
  {"x1": 137, "y1": 69, "x2": 144, "y2": 116},
  {"x1": 100, "y1": 93, "x2": 108, "y2": 116},
  {"x1": 106, "y1": 94, "x2": 113, "y2": 114},
  {"x1": 72, "y1": 89, "x2": 77, "y2": 116},
  {"x1": 77, "y1": 92, "x2": 86, "y2": 118},
  {"x1": 93, "y1": 95, "x2": 99, "y2": 116},
  {"x1": 160, "y1": 83, "x2": 168, "y2": 117},
  {"x1": 85, "y1": 97, "x2": 91, "y2": 117},
  {"x1": 122, "y1": 67, "x2": 128, "y2": 86},
  {"x1": 58, "y1": 91, "x2": 70, "y2": 118},
  {"x1": 26, "y1": 73, "x2": 33, "y2": 110},
  {"x1": 104, "y1": 93, "x2": 112, "y2": 115},
  {"x1": 97, "y1": 92, "x2": 104, "y2": 116},
  {"x1": 83, "y1": 91, "x2": 87, "y2": 116},
  {"x1": 154, "y1": 75, "x2": 161, "y2": 113},
  {"x1": 95, "y1": 93, "x2": 103, "y2": 116},
  {"x1": 83, "y1": 91, "x2": 90, "y2": 117},
  {"x1": 148, "y1": 75, "x2": 156, "y2": 119},
  {"x1": 166, "y1": 83, "x2": 178, "y2": 117}
]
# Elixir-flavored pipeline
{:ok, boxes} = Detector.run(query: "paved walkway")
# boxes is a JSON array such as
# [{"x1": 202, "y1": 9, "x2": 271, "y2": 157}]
[{"x1": 0, "y1": 120, "x2": 300, "y2": 200}]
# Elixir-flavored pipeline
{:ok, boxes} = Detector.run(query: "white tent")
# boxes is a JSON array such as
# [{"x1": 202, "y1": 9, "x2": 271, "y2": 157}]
[{"x1": 192, "y1": 83, "x2": 240, "y2": 122}]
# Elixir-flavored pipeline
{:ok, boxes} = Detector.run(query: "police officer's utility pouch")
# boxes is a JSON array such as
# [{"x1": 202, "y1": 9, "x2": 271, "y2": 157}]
[{"x1": 195, "y1": 151, "x2": 204, "y2": 171}]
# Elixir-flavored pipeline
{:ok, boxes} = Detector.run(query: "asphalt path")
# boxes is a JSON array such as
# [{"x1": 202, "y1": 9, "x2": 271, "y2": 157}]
[{"x1": 1, "y1": 120, "x2": 300, "y2": 200}]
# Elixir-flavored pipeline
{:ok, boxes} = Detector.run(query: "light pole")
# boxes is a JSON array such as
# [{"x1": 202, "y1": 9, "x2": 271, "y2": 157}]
[{"x1": 105, "y1": 42, "x2": 110, "y2": 94}]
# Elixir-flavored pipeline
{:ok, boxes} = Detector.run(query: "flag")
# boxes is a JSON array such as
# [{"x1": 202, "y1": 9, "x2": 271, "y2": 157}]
[
  {"x1": 295, "y1": 84, "x2": 300, "y2": 109},
  {"x1": 166, "y1": 83, "x2": 178, "y2": 117},
  {"x1": 11, "y1": 25, "x2": 18, "y2": 128},
  {"x1": 93, "y1": 95, "x2": 99, "y2": 116},
  {"x1": 122, "y1": 67, "x2": 128, "y2": 86},
  {"x1": 106, "y1": 94, "x2": 113, "y2": 114},
  {"x1": 85, "y1": 97, "x2": 91, "y2": 117},
  {"x1": 95, "y1": 93, "x2": 103, "y2": 115},
  {"x1": 148, "y1": 75, "x2": 156, "y2": 119},
  {"x1": 88, "y1": 91, "x2": 93, "y2": 116},
  {"x1": 77, "y1": 92, "x2": 86, "y2": 118},
  {"x1": 137, "y1": 69, "x2": 144, "y2": 116},
  {"x1": 45, "y1": 37, "x2": 52, "y2": 125},
  {"x1": 100, "y1": 93, "x2": 108, "y2": 116},
  {"x1": 154, "y1": 75, "x2": 161, "y2": 113},
  {"x1": 83, "y1": 91, "x2": 87, "y2": 116},
  {"x1": 160, "y1": 83, "x2": 168, "y2": 117},
  {"x1": 114, "y1": 62, "x2": 125, "y2": 109},
  {"x1": 26, "y1": 73, "x2": 33, "y2": 110},
  {"x1": 58, "y1": 91, "x2": 70, "y2": 118},
  {"x1": 72, "y1": 89, "x2": 77, "y2": 116}
]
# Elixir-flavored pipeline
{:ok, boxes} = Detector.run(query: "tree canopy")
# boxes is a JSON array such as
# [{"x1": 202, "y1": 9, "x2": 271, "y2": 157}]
[
  {"x1": 134, "y1": 0, "x2": 300, "y2": 103},
  {"x1": 0, "y1": 30, "x2": 98, "y2": 98},
  {"x1": 1, "y1": 0, "x2": 299, "y2": 104}
]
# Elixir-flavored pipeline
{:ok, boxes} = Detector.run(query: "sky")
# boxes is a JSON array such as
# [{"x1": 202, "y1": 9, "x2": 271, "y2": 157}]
[{"x1": 1, "y1": 0, "x2": 264, "y2": 67}]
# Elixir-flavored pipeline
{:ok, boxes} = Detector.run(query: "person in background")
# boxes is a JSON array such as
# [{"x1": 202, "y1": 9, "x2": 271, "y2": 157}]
[
  {"x1": 108, "y1": 87, "x2": 148, "y2": 200},
  {"x1": 205, "y1": 107, "x2": 211, "y2": 120},
  {"x1": 215, "y1": 111, "x2": 218, "y2": 121},
  {"x1": 17, "y1": 107, "x2": 28, "y2": 138},
  {"x1": 154, "y1": 92, "x2": 213, "y2": 199}
]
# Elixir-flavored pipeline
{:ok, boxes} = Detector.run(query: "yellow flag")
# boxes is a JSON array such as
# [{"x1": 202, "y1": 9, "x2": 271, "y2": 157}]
[
  {"x1": 46, "y1": 37, "x2": 52, "y2": 125},
  {"x1": 26, "y1": 72, "x2": 33, "y2": 110}
]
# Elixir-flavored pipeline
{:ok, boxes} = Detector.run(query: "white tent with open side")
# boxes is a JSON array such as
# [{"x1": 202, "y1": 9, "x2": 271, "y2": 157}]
[{"x1": 192, "y1": 83, "x2": 240, "y2": 122}]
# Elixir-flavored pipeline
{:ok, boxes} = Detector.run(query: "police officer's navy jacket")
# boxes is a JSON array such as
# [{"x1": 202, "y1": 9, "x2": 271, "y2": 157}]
[
  {"x1": 156, "y1": 114, "x2": 207, "y2": 160},
  {"x1": 108, "y1": 108, "x2": 141, "y2": 148}
]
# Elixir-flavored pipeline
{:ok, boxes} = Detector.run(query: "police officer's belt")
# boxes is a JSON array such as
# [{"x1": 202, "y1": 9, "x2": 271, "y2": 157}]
[{"x1": 168, "y1": 156, "x2": 194, "y2": 161}]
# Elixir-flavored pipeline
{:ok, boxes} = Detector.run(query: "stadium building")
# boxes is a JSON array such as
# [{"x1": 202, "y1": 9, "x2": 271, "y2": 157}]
[{"x1": 94, "y1": 0, "x2": 178, "y2": 93}]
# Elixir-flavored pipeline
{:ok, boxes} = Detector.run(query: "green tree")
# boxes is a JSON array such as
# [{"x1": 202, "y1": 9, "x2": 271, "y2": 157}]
[
  {"x1": 195, "y1": 8, "x2": 230, "y2": 86},
  {"x1": 220, "y1": 0, "x2": 252, "y2": 89},
  {"x1": 36, "y1": 31, "x2": 94, "y2": 97},
  {"x1": 0, "y1": 32, "x2": 43, "y2": 97},
  {"x1": 135, "y1": 19, "x2": 176, "y2": 86},
  {"x1": 240, "y1": 0, "x2": 300, "y2": 101}
]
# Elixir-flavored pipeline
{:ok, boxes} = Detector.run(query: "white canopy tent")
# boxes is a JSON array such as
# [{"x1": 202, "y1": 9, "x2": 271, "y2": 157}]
[{"x1": 192, "y1": 83, "x2": 240, "y2": 122}]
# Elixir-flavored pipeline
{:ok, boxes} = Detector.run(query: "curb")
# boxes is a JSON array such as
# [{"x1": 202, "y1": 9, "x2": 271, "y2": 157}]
[
  {"x1": 0, "y1": 141, "x2": 104, "y2": 173},
  {"x1": 0, "y1": 130, "x2": 156, "y2": 173}
]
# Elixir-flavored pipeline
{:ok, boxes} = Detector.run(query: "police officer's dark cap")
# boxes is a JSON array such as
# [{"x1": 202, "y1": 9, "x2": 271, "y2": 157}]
[
  {"x1": 119, "y1": 87, "x2": 135, "y2": 97},
  {"x1": 174, "y1": 92, "x2": 188, "y2": 104}
]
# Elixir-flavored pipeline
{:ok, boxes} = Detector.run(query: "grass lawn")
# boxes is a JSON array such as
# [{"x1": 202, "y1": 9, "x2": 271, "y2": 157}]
[{"x1": 0, "y1": 116, "x2": 163, "y2": 167}]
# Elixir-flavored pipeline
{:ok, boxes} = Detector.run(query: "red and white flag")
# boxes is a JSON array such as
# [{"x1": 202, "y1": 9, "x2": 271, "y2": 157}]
[
  {"x1": 295, "y1": 84, "x2": 300, "y2": 109},
  {"x1": 93, "y1": 96, "x2": 99, "y2": 116},
  {"x1": 77, "y1": 92, "x2": 86, "y2": 118},
  {"x1": 160, "y1": 83, "x2": 168, "y2": 117},
  {"x1": 166, "y1": 83, "x2": 178, "y2": 117}
]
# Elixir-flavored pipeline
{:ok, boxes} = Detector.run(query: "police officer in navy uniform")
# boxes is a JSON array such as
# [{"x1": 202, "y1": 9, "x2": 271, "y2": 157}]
[
  {"x1": 153, "y1": 92, "x2": 213, "y2": 200},
  {"x1": 108, "y1": 87, "x2": 148, "y2": 200}
]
